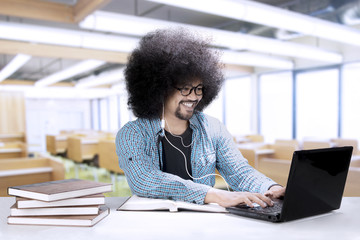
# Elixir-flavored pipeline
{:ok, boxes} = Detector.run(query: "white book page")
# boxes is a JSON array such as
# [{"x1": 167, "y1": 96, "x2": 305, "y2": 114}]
[{"x1": 117, "y1": 195, "x2": 227, "y2": 213}]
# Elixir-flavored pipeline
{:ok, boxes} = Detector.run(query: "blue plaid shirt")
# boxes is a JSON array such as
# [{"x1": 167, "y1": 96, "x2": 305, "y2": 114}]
[{"x1": 116, "y1": 112, "x2": 277, "y2": 204}]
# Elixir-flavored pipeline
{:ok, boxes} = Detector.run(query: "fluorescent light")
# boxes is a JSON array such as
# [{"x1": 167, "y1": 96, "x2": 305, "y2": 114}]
[
  {"x1": 0, "y1": 54, "x2": 31, "y2": 82},
  {"x1": 0, "y1": 84, "x2": 117, "y2": 99},
  {"x1": 35, "y1": 60, "x2": 105, "y2": 87},
  {"x1": 238, "y1": 35, "x2": 342, "y2": 63},
  {"x1": 75, "y1": 68, "x2": 125, "y2": 89},
  {"x1": 221, "y1": 50, "x2": 294, "y2": 69},
  {"x1": 0, "y1": 21, "x2": 139, "y2": 53},
  {"x1": 79, "y1": 11, "x2": 170, "y2": 36},
  {"x1": 147, "y1": 0, "x2": 360, "y2": 47},
  {"x1": 79, "y1": 11, "x2": 342, "y2": 63},
  {"x1": 0, "y1": 21, "x2": 293, "y2": 69}
]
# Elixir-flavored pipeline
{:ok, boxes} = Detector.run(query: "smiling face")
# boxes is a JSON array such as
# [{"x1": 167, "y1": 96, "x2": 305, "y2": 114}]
[{"x1": 164, "y1": 79, "x2": 203, "y2": 121}]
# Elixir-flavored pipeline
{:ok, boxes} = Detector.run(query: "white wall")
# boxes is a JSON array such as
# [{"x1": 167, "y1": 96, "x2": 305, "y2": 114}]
[{"x1": 25, "y1": 98, "x2": 91, "y2": 153}]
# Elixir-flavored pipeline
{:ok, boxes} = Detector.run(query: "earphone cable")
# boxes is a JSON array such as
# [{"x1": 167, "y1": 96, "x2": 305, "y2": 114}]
[
  {"x1": 164, "y1": 117, "x2": 195, "y2": 148},
  {"x1": 162, "y1": 105, "x2": 230, "y2": 191},
  {"x1": 163, "y1": 129, "x2": 230, "y2": 192}
]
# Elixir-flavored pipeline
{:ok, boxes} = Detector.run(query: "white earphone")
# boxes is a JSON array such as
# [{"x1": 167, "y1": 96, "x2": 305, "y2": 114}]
[
  {"x1": 161, "y1": 119, "x2": 165, "y2": 133},
  {"x1": 161, "y1": 105, "x2": 230, "y2": 191}
]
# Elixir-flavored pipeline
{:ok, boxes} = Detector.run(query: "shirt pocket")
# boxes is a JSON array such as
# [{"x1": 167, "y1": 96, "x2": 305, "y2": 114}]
[
  {"x1": 195, "y1": 151, "x2": 217, "y2": 186},
  {"x1": 197, "y1": 151, "x2": 216, "y2": 167}
]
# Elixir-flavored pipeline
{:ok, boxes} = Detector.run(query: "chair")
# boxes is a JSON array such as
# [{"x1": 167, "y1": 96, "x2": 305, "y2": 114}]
[
  {"x1": 343, "y1": 167, "x2": 360, "y2": 196},
  {"x1": 98, "y1": 139, "x2": 124, "y2": 174},
  {"x1": 275, "y1": 139, "x2": 299, "y2": 149},
  {"x1": 255, "y1": 144, "x2": 295, "y2": 186},
  {"x1": 238, "y1": 142, "x2": 275, "y2": 169},
  {"x1": 245, "y1": 134, "x2": 264, "y2": 142},
  {"x1": 67, "y1": 136, "x2": 99, "y2": 163},
  {"x1": 46, "y1": 134, "x2": 68, "y2": 155},
  {"x1": 271, "y1": 144, "x2": 296, "y2": 161},
  {"x1": 257, "y1": 158, "x2": 291, "y2": 186},
  {"x1": 238, "y1": 148, "x2": 256, "y2": 168},
  {"x1": 331, "y1": 138, "x2": 359, "y2": 155},
  {"x1": 351, "y1": 159, "x2": 360, "y2": 167},
  {"x1": 302, "y1": 140, "x2": 332, "y2": 150}
]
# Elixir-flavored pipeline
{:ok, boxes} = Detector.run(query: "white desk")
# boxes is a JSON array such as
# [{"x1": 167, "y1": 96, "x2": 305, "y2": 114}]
[
  {"x1": 0, "y1": 148, "x2": 22, "y2": 153},
  {"x1": 1, "y1": 197, "x2": 360, "y2": 240}
]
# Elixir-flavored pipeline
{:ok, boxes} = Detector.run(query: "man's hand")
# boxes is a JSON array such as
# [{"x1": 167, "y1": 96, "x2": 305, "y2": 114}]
[
  {"x1": 264, "y1": 185, "x2": 286, "y2": 199},
  {"x1": 204, "y1": 188, "x2": 274, "y2": 208}
]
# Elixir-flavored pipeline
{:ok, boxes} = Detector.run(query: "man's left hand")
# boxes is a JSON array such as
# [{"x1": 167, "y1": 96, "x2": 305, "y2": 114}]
[{"x1": 264, "y1": 185, "x2": 285, "y2": 199}]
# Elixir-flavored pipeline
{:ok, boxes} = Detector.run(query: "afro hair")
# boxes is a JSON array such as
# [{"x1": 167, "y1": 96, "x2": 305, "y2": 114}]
[{"x1": 125, "y1": 28, "x2": 225, "y2": 119}]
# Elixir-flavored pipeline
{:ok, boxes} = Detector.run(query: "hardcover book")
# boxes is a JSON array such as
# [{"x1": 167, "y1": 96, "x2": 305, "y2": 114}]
[
  {"x1": 10, "y1": 204, "x2": 100, "y2": 216},
  {"x1": 7, "y1": 206, "x2": 109, "y2": 227},
  {"x1": 8, "y1": 179, "x2": 112, "y2": 201},
  {"x1": 16, "y1": 194, "x2": 105, "y2": 208},
  {"x1": 117, "y1": 195, "x2": 228, "y2": 213}
]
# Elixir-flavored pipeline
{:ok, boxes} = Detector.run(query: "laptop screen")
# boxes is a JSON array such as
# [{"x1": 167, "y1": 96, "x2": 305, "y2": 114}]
[{"x1": 281, "y1": 146, "x2": 353, "y2": 221}]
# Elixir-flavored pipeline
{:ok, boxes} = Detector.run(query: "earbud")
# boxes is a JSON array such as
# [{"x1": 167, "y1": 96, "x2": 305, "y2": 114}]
[{"x1": 161, "y1": 103, "x2": 166, "y2": 134}]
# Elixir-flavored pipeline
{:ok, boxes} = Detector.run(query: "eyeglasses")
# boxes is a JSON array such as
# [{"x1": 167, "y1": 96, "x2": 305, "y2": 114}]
[{"x1": 174, "y1": 84, "x2": 204, "y2": 96}]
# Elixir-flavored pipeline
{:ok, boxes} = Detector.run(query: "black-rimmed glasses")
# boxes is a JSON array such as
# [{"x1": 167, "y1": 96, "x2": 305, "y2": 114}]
[{"x1": 174, "y1": 84, "x2": 204, "y2": 96}]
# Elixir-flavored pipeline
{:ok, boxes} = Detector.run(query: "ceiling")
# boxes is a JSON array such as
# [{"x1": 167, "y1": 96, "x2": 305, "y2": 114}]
[{"x1": 1, "y1": 0, "x2": 360, "y2": 92}]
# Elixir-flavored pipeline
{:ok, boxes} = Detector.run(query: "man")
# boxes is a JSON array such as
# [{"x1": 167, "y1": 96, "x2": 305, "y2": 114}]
[{"x1": 116, "y1": 28, "x2": 285, "y2": 208}]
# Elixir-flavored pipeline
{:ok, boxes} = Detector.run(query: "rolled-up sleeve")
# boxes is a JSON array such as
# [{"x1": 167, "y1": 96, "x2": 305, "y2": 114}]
[{"x1": 208, "y1": 118, "x2": 277, "y2": 194}]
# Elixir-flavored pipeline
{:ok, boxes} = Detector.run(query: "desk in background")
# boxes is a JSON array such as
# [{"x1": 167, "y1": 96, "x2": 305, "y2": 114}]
[
  {"x1": 238, "y1": 143, "x2": 275, "y2": 168},
  {"x1": 0, "y1": 142, "x2": 27, "y2": 159},
  {"x1": 0, "y1": 157, "x2": 65, "y2": 196},
  {"x1": 0, "y1": 133, "x2": 25, "y2": 143},
  {"x1": 1, "y1": 197, "x2": 359, "y2": 240}
]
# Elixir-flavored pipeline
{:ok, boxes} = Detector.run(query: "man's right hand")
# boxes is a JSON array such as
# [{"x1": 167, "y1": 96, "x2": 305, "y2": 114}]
[{"x1": 204, "y1": 188, "x2": 274, "y2": 208}]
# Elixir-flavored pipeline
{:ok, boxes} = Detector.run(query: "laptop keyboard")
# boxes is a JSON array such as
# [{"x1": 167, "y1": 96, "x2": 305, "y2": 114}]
[
  {"x1": 235, "y1": 200, "x2": 283, "y2": 214},
  {"x1": 254, "y1": 202, "x2": 282, "y2": 213}
]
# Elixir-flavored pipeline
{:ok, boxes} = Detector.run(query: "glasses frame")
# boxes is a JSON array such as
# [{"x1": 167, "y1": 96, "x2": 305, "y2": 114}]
[{"x1": 174, "y1": 84, "x2": 204, "y2": 96}]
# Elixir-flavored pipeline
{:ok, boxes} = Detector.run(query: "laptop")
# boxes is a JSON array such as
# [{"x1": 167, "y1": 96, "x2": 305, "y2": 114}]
[{"x1": 226, "y1": 146, "x2": 353, "y2": 222}]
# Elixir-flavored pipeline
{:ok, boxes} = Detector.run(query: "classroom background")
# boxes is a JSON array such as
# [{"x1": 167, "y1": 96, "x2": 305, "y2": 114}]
[{"x1": 1, "y1": 0, "x2": 360, "y2": 197}]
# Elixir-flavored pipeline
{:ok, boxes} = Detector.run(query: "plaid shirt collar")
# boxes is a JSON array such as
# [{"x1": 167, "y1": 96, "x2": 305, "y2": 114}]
[{"x1": 154, "y1": 111, "x2": 201, "y2": 137}]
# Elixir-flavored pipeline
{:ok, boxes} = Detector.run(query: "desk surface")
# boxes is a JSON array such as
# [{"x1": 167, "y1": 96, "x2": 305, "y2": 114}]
[
  {"x1": 1, "y1": 197, "x2": 360, "y2": 240},
  {"x1": 0, "y1": 148, "x2": 22, "y2": 153}
]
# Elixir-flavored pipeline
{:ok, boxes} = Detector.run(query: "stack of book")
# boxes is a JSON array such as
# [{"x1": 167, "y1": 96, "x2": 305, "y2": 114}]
[{"x1": 7, "y1": 178, "x2": 112, "y2": 227}]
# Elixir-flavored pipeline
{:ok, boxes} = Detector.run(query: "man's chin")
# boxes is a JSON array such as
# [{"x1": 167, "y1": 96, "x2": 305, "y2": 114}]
[{"x1": 175, "y1": 110, "x2": 194, "y2": 121}]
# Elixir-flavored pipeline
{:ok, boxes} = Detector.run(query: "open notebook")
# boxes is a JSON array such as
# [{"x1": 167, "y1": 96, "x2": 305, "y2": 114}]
[{"x1": 117, "y1": 195, "x2": 228, "y2": 213}]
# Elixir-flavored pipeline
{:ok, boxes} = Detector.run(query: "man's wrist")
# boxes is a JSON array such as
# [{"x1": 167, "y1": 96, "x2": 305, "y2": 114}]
[
  {"x1": 204, "y1": 188, "x2": 224, "y2": 204},
  {"x1": 268, "y1": 184, "x2": 282, "y2": 190}
]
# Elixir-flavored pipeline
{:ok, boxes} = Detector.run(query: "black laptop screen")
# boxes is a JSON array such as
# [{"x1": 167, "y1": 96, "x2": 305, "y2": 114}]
[{"x1": 281, "y1": 146, "x2": 353, "y2": 221}]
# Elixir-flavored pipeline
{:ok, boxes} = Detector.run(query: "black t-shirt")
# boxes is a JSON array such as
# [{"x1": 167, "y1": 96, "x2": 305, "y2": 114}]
[{"x1": 161, "y1": 127, "x2": 193, "y2": 180}]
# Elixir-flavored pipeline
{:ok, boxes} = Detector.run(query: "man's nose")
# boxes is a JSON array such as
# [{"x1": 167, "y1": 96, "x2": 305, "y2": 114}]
[{"x1": 187, "y1": 89, "x2": 198, "y2": 99}]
